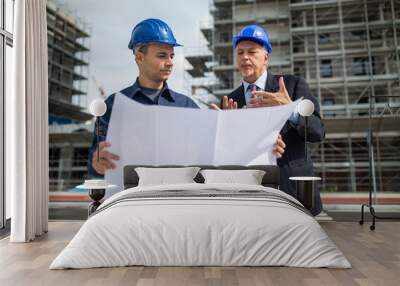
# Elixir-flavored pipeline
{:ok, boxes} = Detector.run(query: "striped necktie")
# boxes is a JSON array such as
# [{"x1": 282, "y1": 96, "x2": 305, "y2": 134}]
[
  {"x1": 247, "y1": 84, "x2": 258, "y2": 92},
  {"x1": 245, "y1": 84, "x2": 260, "y2": 105}
]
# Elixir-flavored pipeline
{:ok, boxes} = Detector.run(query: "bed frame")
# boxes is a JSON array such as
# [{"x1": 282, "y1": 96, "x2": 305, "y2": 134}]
[{"x1": 123, "y1": 165, "x2": 280, "y2": 189}]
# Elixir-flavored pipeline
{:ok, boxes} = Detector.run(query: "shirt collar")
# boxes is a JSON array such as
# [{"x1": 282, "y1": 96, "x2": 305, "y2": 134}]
[
  {"x1": 242, "y1": 69, "x2": 268, "y2": 92},
  {"x1": 130, "y1": 78, "x2": 176, "y2": 102}
]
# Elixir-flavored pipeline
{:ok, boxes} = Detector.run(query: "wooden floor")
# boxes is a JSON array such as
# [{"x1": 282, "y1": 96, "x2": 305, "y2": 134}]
[{"x1": 0, "y1": 221, "x2": 399, "y2": 286}]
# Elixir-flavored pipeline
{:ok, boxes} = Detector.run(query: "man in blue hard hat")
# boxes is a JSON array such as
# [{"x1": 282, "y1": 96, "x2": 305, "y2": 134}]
[
  {"x1": 87, "y1": 18, "x2": 199, "y2": 177},
  {"x1": 219, "y1": 25, "x2": 326, "y2": 216}
]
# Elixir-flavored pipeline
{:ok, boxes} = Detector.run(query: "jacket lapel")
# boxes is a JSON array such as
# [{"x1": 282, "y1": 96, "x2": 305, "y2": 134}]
[
  {"x1": 232, "y1": 84, "x2": 247, "y2": 108},
  {"x1": 264, "y1": 71, "x2": 279, "y2": 92}
]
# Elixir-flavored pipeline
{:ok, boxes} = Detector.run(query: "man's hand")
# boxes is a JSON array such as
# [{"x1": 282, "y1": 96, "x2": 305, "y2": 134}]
[
  {"x1": 92, "y1": 141, "x2": 120, "y2": 175},
  {"x1": 273, "y1": 134, "x2": 286, "y2": 158},
  {"x1": 210, "y1": 96, "x2": 238, "y2": 110},
  {"x1": 248, "y1": 77, "x2": 292, "y2": 108}
]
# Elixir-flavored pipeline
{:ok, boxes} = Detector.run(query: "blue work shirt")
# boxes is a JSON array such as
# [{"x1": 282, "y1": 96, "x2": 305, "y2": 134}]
[{"x1": 87, "y1": 79, "x2": 199, "y2": 178}]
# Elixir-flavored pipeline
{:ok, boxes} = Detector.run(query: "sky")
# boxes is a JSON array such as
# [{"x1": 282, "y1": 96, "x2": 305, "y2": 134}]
[{"x1": 55, "y1": 0, "x2": 211, "y2": 109}]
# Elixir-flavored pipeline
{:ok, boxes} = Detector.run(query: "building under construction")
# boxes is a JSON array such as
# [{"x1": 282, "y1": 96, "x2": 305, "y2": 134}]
[
  {"x1": 185, "y1": 0, "x2": 400, "y2": 193},
  {"x1": 47, "y1": 1, "x2": 93, "y2": 192}
]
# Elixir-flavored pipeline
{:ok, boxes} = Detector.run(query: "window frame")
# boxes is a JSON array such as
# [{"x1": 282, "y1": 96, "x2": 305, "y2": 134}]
[{"x1": 1, "y1": 0, "x2": 14, "y2": 230}]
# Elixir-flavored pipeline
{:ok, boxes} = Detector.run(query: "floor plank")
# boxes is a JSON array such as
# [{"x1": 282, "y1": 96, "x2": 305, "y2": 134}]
[{"x1": 0, "y1": 221, "x2": 399, "y2": 286}]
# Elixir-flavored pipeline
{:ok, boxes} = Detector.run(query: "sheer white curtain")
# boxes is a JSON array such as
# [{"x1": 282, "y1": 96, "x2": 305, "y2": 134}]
[{"x1": 7, "y1": 0, "x2": 48, "y2": 242}]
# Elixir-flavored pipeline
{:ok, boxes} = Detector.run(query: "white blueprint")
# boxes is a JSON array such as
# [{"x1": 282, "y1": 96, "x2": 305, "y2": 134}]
[{"x1": 105, "y1": 94, "x2": 300, "y2": 194}]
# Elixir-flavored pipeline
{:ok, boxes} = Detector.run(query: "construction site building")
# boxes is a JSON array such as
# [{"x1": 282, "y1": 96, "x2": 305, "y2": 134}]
[{"x1": 185, "y1": 0, "x2": 400, "y2": 193}]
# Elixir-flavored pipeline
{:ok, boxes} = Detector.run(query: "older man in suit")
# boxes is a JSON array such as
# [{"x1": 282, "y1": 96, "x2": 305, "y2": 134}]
[{"x1": 213, "y1": 25, "x2": 325, "y2": 216}]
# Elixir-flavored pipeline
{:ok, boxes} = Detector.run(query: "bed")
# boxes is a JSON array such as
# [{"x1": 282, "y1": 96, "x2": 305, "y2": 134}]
[{"x1": 50, "y1": 165, "x2": 351, "y2": 269}]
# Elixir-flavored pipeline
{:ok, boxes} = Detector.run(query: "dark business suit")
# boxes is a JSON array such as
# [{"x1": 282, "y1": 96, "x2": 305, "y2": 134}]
[{"x1": 224, "y1": 73, "x2": 325, "y2": 216}]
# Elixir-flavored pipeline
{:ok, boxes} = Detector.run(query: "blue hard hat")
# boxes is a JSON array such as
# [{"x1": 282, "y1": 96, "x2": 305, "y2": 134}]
[
  {"x1": 233, "y1": 25, "x2": 272, "y2": 53},
  {"x1": 128, "y1": 18, "x2": 182, "y2": 50}
]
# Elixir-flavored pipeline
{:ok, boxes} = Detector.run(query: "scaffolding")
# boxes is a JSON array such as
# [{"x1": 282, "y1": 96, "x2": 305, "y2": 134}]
[
  {"x1": 185, "y1": 0, "x2": 400, "y2": 193},
  {"x1": 184, "y1": 18, "x2": 220, "y2": 106},
  {"x1": 47, "y1": 1, "x2": 93, "y2": 192},
  {"x1": 47, "y1": 0, "x2": 91, "y2": 122},
  {"x1": 49, "y1": 123, "x2": 93, "y2": 192}
]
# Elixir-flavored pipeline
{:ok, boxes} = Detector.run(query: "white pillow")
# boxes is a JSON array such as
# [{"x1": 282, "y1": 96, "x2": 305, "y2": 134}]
[
  {"x1": 200, "y1": 169, "x2": 266, "y2": 185},
  {"x1": 135, "y1": 167, "x2": 201, "y2": 186}
]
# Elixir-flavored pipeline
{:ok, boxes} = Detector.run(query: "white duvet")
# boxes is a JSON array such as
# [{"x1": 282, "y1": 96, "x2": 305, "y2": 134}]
[{"x1": 50, "y1": 183, "x2": 351, "y2": 269}]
